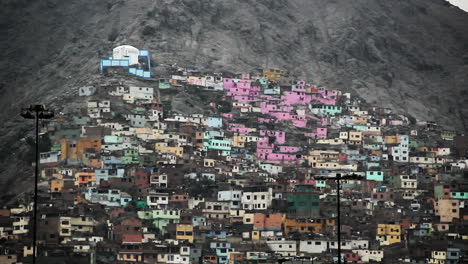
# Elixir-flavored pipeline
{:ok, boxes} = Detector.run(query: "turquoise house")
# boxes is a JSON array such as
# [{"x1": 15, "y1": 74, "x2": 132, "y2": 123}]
[{"x1": 366, "y1": 171, "x2": 384, "y2": 181}]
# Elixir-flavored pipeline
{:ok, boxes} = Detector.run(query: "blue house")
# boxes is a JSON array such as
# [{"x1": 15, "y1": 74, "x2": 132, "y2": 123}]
[
  {"x1": 84, "y1": 187, "x2": 122, "y2": 207},
  {"x1": 207, "y1": 117, "x2": 223, "y2": 128},
  {"x1": 207, "y1": 230, "x2": 227, "y2": 239},
  {"x1": 210, "y1": 242, "x2": 234, "y2": 264},
  {"x1": 192, "y1": 216, "x2": 207, "y2": 227},
  {"x1": 100, "y1": 45, "x2": 152, "y2": 78}
]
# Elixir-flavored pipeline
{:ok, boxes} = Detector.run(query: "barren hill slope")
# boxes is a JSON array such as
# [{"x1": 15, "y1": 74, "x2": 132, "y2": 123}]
[{"x1": 0, "y1": 0, "x2": 467, "y2": 201}]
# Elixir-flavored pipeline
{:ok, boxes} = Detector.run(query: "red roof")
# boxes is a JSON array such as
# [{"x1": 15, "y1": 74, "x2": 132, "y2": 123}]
[{"x1": 122, "y1": 233, "x2": 143, "y2": 243}]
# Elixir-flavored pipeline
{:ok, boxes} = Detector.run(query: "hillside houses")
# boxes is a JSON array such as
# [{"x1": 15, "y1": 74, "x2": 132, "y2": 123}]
[{"x1": 2, "y1": 49, "x2": 467, "y2": 263}]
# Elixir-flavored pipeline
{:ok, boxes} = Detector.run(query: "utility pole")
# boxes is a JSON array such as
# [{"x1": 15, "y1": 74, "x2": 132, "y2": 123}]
[
  {"x1": 20, "y1": 104, "x2": 54, "y2": 264},
  {"x1": 315, "y1": 173, "x2": 363, "y2": 264}
]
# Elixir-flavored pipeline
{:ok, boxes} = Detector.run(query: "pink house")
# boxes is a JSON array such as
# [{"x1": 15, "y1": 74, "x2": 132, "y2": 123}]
[
  {"x1": 233, "y1": 95, "x2": 258, "y2": 103},
  {"x1": 269, "y1": 112, "x2": 294, "y2": 121},
  {"x1": 279, "y1": 146, "x2": 299, "y2": 153},
  {"x1": 296, "y1": 179, "x2": 316, "y2": 186},
  {"x1": 250, "y1": 85, "x2": 261, "y2": 96},
  {"x1": 260, "y1": 102, "x2": 280, "y2": 114},
  {"x1": 281, "y1": 91, "x2": 310, "y2": 105},
  {"x1": 222, "y1": 113, "x2": 233, "y2": 119},
  {"x1": 229, "y1": 126, "x2": 253, "y2": 135},
  {"x1": 258, "y1": 152, "x2": 302, "y2": 165},
  {"x1": 292, "y1": 80, "x2": 306, "y2": 92},
  {"x1": 185, "y1": 76, "x2": 205, "y2": 86},
  {"x1": 259, "y1": 130, "x2": 286, "y2": 144},
  {"x1": 258, "y1": 117, "x2": 274, "y2": 123},
  {"x1": 280, "y1": 91, "x2": 337, "y2": 106},
  {"x1": 259, "y1": 95, "x2": 281, "y2": 101},
  {"x1": 292, "y1": 119, "x2": 307, "y2": 128},
  {"x1": 257, "y1": 138, "x2": 275, "y2": 149},
  {"x1": 304, "y1": 128, "x2": 327, "y2": 139},
  {"x1": 224, "y1": 78, "x2": 252, "y2": 96},
  {"x1": 257, "y1": 148, "x2": 273, "y2": 154}
]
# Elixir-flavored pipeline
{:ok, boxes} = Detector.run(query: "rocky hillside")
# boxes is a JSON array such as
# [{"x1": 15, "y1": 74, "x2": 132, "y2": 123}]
[{"x1": 0, "y1": 0, "x2": 467, "y2": 201}]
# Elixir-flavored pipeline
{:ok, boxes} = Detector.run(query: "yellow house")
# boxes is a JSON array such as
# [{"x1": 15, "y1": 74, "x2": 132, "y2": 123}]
[
  {"x1": 23, "y1": 245, "x2": 33, "y2": 257},
  {"x1": 152, "y1": 129, "x2": 164, "y2": 139},
  {"x1": 117, "y1": 252, "x2": 143, "y2": 262},
  {"x1": 316, "y1": 138, "x2": 345, "y2": 145},
  {"x1": 307, "y1": 150, "x2": 340, "y2": 162},
  {"x1": 243, "y1": 214, "x2": 254, "y2": 225},
  {"x1": 204, "y1": 159, "x2": 215, "y2": 167},
  {"x1": 283, "y1": 218, "x2": 323, "y2": 235},
  {"x1": 376, "y1": 224, "x2": 401, "y2": 245},
  {"x1": 263, "y1": 68, "x2": 284, "y2": 81},
  {"x1": 349, "y1": 131, "x2": 362, "y2": 144},
  {"x1": 232, "y1": 135, "x2": 246, "y2": 148},
  {"x1": 311, "y1": 162, "x2": 342, "y2": 170},
  {"x1": 59, "y1": 216, "x2": 72, "y2": 237},
  {"x1": 176, "y1": 224, "x2": 194, "y2": 243},
  {"x1": 155, "y1": 143, "x2": 184, "y2": 157},
  {"x1": 385, "y1": 135, "x2": 400, "y2": 144},
  {"x1": 70, "y1": 216, "x2": 95, "y2": 233},
  {"x1": 434, "y1": 200, "x2": 459, "y2": 222},
  {"x1": 251, "y1": 230, "x2": 260, "y2": 241}
]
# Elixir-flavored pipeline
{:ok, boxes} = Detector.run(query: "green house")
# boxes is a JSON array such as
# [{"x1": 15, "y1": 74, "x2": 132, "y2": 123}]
[
  {"x1": 122, "y1": 149, "x2": 140, "y2": 165},
  {"x1": 50, "y1": 144, "x2": 61, "y2": 152},
  {"x1": 158, "y1": 78, "x2": 171, "y2": 89},
  {"x1": 135, "y1": 201, "x2": 148, "y2": 208},
  {"x1": 450, "y1": 192, "x2": 467, "y2": 199},
  {"x1": 287, "y1": 191, "x2": 320, "y2": 212},
  {"x1": 441, "y1": 130, "x2": 455, "y2": 141},
  {"x1": 319, "y1": 105, "x2": 342, "y2": 115},
  {"x1": 137, "y1": 209, "x2": 180, "y2": 233},
  {"x1": 366, "y1": 171, "x2": 384, "y2": 181}
]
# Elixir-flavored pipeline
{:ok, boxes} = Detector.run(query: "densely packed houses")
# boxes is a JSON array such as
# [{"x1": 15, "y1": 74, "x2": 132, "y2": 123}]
[{"x1": 1, "y1": 47, "x2": 467, "y2": 263}]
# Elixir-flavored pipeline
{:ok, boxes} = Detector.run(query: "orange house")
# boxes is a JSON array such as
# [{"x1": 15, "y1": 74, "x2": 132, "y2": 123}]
[
  {"x1": 384, "y1": 135, "x2": 400, "y2": 144},
  {"x1": 353, "y1": 116, "x2": 368, "y2": 125},
  {"x1": 75, "y1": 172, "x2": 96, "y2": 186},
  {"x1": 195, "y1": 131, "x2": 204, "y2": 148},
  {"x1": 229, "y1": 252, "x2": 244, "y2": 263},
  {"x1": 265, "y1": 213, "x2": 283, "y2": 230},
  {"x1": 51, "y1": 179, "x2": 64, "y2": 192},
  {"x1": 60, "y1": 138, "x2": 102, "y2": 160},
  {"x1": 253, "y1": 213, "x2": 283, "y2": 231},
  {"x1": 284, "y1": 218, "x2": 323, "y2": 235},
  {"x1": 325, "y1": 219, "x2": 335, "y2": 227},
  {"x1": 0, "y1": 209, "x2": 10, "y2": 217},
  {"x1": 87, "y1": 158, "x2": 103, "y2": 168},
  {"x1": 74, "y1": 196, "x2": 86, "y2": 205},
  {"x1": 170, "y1": 194, "x2": 189, "y2": 202},
  {"x1": 203, "y1": 255, "x2": 217, "y2": 264}
]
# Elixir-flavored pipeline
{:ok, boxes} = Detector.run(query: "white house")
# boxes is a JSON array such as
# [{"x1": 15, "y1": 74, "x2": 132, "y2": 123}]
[
  {"x1": 12, "y1": 216, "x2": 29, "y2": 235},
  {"x1": 299, "y1": 240, "x2": 328, "y2": 254},
  {"x1": 128, "y1": 87, "x2": 154, "y2": 101},
  {"x1": 352, "y1": 250, "x2": 384, "y2": 262},
  {"x1": 147, "y1": 192, "x2": 169, "y2": 208},
  {"x1": 241, "y1": 188, "x2": 273, "y2": 210},
  {"x1": 113, "y1": 45, "x2": 139, "y2": 65},
  {"x1": 266, "y1": 240, "x2": 297, "y2": 257}
]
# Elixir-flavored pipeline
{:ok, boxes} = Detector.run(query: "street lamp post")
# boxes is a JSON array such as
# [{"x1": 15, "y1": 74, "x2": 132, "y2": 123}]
[
  {"x1": 20, "y1": 105, "x2": 54, "y2": 264},
  {"x1": 315, "y1": 173, "x2": 364, "y2": 264}
]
